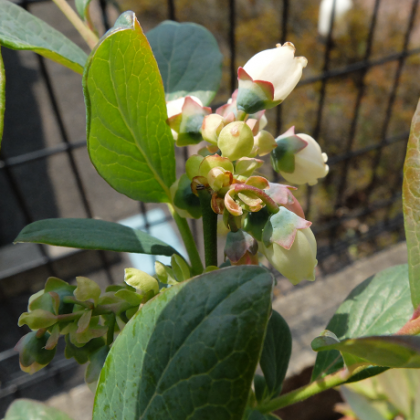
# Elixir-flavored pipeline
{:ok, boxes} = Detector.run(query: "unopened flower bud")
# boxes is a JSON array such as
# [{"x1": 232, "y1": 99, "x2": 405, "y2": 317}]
[
  {"x1": 237, "y1": 43, "x2": 307, "y2": 114},
  {"x1": 201, "y1": 113, "x2": 225, "y2": 145},
  {"x1": 199, "y1": 155, "x2": 234, "y2": 178},
  {"x1": 218, "y1": 121, "x2": 254, "y2": 161},
  {"x1": 225, "y1": 230, "x2": 259, "y2": 265},
  {"x1": 272, "y1": 128, "x2": 329, "y2": 186},
  {"x1": 15, "y1": 331, "x2": 56, "y2": 374},
  {"x1": 251, "y1": 130, "x2": 277, "y2": 157},
  {"x1": 235, "y1": 157, "x2": 264, "y2": 177},
  {"x1": 262, "y1": 207, "x2": 316, "y2": 284},
  {"x1": 207, "y1": 167, "x2": 233, "y2": 192},
  {"x1": 185, "y1": 154, "x2": 204, "y2": 180}
]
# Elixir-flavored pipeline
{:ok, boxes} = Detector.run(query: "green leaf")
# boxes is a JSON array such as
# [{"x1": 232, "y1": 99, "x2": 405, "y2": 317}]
[
  {"x1": 312, "y1": 264, "x2": 413, "y2": 381},
  {"x1": 83, "y1": 11, "x2": 175, "y2": 203},
  {"x1": 403, "y1": 99, "x2": 420, "y2": 308},
  {"x1": 0, "y1": 47, "x2": 4, "y2": 150},
  {"x1": 93, "y1": 266, "x2": 273, "y2": 420},
  {"x1": 147, "y1": 21, "x2": 222, "y2": 106},
  {"x1": 15, "y1": 218, "x2": 179, "y2": 257},
  {"x1": 0, "y1": 0, "x2": 87, "y2": 74},
  {"x1": 259, "y1": 310, "x2": 291, "y2": 399},
  {"x1": 4, "y1": 399, "x2": 74, "y2": 420},
  {"x1": 312, "y1": 335, "x2": 420, "y2": 369}
]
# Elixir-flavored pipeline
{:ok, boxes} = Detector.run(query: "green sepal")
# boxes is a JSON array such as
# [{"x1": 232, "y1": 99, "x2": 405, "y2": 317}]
[
  {"x1": 270, "y1": 134, "x2": 307, "y2": 174},
  {"x1": 18, "y1": 309, "x2": 57, "y2": 330},
  {"x1": 243, "y1": 207, "x2": 271, "y2": 242}
]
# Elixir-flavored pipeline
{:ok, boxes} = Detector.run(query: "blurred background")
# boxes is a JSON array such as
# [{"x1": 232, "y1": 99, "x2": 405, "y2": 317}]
[{"x1": 0, "y1": 0, "x2": 419, "y2": 418}]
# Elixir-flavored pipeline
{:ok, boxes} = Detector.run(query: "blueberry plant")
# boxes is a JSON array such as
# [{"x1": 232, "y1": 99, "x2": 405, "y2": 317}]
[{"x1": 1, "y1": 0, "x2": 420, "y2": 419}]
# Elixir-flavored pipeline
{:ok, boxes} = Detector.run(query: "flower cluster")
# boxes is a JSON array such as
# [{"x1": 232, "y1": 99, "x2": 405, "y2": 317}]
[{"x1": 167, "y1": 43, "x2": 329, "y2": 285}]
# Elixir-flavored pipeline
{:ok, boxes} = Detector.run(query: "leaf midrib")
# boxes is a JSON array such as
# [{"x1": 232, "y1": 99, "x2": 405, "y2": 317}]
[{"x1": 107, "y1": 28, "x2": 171, "y2": 199}]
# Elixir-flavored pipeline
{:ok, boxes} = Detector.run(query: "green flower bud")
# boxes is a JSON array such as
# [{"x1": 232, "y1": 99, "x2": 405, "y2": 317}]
[
  {"x1": 218, "y1": 121, "x2": 254, "y2": 161},
  {"x1": 201, "y1": 113, "x2": 225, "y2": 145},
  {"x1": 15, "y1": 331, "x2": 56, "y2": 374},
  {"x1": 185, "y1": 154, "x2": 204, "y2": 180}
]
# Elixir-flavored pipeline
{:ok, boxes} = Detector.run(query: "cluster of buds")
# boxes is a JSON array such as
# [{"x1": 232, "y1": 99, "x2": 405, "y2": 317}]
[
  {"x1": 15, "y1": 273, "x2": 162, "y2": 387},
  {"x1": 15, "y1": 255, "x2": 190, "y2": 379},
  {"x1": 168, "y1": 43, "x2": 329, "y2": 284}
]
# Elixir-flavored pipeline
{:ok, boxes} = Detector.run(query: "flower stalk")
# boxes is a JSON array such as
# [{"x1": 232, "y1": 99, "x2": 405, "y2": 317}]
[
  {"x1": 197, "y1": 188, "x2": 218, "y2": 267},
  {"x1": 51, "y1": 0, "x2": 98, "y2": 49}
]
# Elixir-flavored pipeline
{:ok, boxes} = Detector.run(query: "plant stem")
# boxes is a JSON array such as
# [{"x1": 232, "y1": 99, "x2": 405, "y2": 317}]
[
  {"x1": 257, "y1": 369, "x2": 350, "y2": 413},
  {"x1": 51, "y1": 0, "x2": 98, "y2": 49},
  {"x1": 168, "y1": 204, "x2": 204, "y2": 276},
  {"x1": 197, "y1": 189, "x2": 218, "y2": 267}
]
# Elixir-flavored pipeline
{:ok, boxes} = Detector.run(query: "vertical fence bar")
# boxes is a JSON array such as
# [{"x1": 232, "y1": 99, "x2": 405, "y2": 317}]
[
  {"x1": 365, "y1": 0, "x2": 418, "y2": 203},
  {"x1": 306, "y1": 0, "x2": 336, "y2": 221},
  {"x1": 167, "y1": 0, "x2": 176, "y2": 21},
  {"x1": 99, "y1": 0, "x2": 110, "y2": 31},
  {"x1": 333, "y1": 0, "x2": 381, "y2": 210}
]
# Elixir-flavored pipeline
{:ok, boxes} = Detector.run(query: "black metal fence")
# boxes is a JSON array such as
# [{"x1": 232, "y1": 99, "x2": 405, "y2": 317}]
[{"x1": 0, "y1": 0, "x2": 419, "y2": 412}]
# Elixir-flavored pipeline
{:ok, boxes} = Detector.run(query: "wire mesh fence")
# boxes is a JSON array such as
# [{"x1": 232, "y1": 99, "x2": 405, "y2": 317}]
[{"x1": 0, "y1": 0, "x2": 419, "y2": 411}]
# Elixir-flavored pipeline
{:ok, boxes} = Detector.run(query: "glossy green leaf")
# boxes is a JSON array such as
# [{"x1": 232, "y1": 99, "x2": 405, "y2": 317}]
[
  {"x1": 15, "y1": 218, "x2": 179, "y2": 256},
  {"x1": 147, "y1": 21, "x2": 222, "y2": 106},
  {"x1": 83, "y1": 11, "x2": 175, "y2": 203},
  {"x1": 93, "y1": 282, "x2": 186, "y2": 419},
  {"x1": 93, "y1": 266, "x2": 273, "y2": 420},
  {"x1": 4, "y1": 398, "x2": 74, "y2": 420},
  {"x1": 312, "y1": 335, "x2": 420, "y2": 369},
  {"x1": 0, "y1": 0, "x2": 87, "y2": 74},
  {"x1": 259, "y1": 310, "x2": 291, "y2": 398},
  {"x1": 403, "y1": 99, "x2": 420, "y2": 308},
  {"x1": 0, "y1": 47, "x2": 4, "y2": 150},
  {"x1": 312, "y1": 264, "x2": 413, "y2": 381}
]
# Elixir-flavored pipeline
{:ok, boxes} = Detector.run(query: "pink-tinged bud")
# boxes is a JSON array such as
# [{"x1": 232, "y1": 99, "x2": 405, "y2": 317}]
[
  {"x1": 201, "y1": 113, "x2": 225, "y2": 145},
  {"x1": 166, "y1": 96, "x2": 211, "y2": 146},
  {"x1": 252, "y1": 130, "x2": 277, "y2": 157},
  {"x1": 199, "y1": 155, "x2": 234, "y2": 178},
  {"x1": 235, "y1": 157, "x2": 264, "y2": 177},
  {"x1": 216, "y1": 90, "x2": 238, "y2": 118},
  {"x1": 218, "y1": 121, "x2": 254, "y2": 161},
  {"x1": 185, "y1": 154, "x2": 204, "y2": 180},
  {"x1": 207, "y1": 167, "x2": 233, "y2": 192},
  {"x1": 225, "y1": 230, "x2": 258, "y2": 265},
  {"x1": 266, "y1": 182, "x2": 305, "y2": 219},
  {"x1": 237, "y1": 43, "x2": 307, "y2": 114},
  {"x1": 245, "y1": 176, "x2": 270, "y2": 190},
  {"x1": 272, "y1": 127, "x2": 329, "y2": 186},
  {"x1": 261, "y1": 207, "x2": 316, "y2": 285}
]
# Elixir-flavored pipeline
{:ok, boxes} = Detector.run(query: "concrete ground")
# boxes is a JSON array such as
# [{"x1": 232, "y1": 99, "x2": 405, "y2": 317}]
[{"x1": 44, "y1": 242, "x2": 408, "y2": 420}]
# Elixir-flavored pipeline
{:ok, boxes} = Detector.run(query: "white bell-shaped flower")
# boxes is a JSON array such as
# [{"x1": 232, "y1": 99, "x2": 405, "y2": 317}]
[
  {"x1": 243, "y1": 43, "x2": 307, "y2": 102},
  {"x1": 279, "y1": 133, "x2": 329, "y2": 186},
  {"x1": 263, "y1": 227, "x2": 317, "y2": 285},
  {"x1": 237, "y1": 43, "x2": 307, "y2": 114}
]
